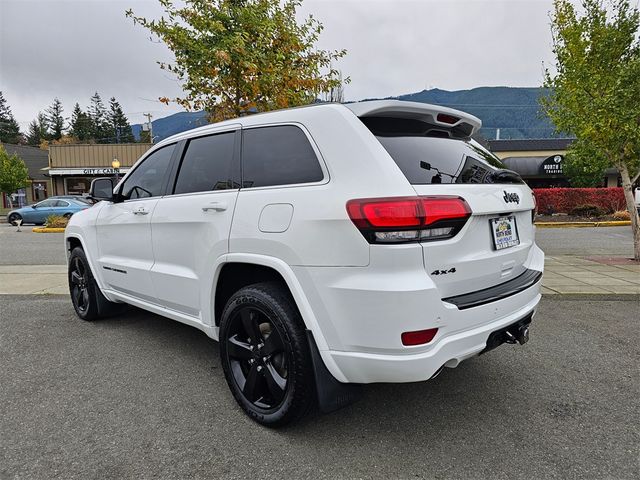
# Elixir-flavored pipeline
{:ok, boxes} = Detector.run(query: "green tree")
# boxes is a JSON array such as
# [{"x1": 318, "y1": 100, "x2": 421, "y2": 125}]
[
  {"x1": 46, "y1": 98, "x2": 65, "y2": 140},
  {"x1": 0, "y1": 91, "x2": 21, "y2": 144},
  {"x1": 108, "y1": 97, "x2": 135, "y2": 143},
  {"x1": 542, "y1": 0, "x2": 640, "y2": 259},
  {"x1": 69, "y1": 103, "x2": 93, "y2": 141},
  {"x1": 0, "y1": 145, "x2": 29, "y2": 209},
  {"x1": 87, "y1": 92, "x2": 110, "y2": 143},
  {"x1": 126, "y1": 0, "x2": 348, "y2": 122},
  {"x1": 26, "y1": 112, "x2": 49, "y2": 146}
]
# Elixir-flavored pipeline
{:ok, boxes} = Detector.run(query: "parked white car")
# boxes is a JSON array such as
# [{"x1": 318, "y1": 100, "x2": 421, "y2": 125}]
[{"x1": 65, "y1": 100, "x2": 544, "y2": 426}]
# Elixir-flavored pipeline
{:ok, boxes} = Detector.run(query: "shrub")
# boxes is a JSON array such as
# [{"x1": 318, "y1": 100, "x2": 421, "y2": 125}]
[
  {"x1": 45, "y1": 214, "x2": 69, "y2": 228},
  {"x1": 533, "y1": 187, "x2": 626, "y2": 214},
  {"x1": 613, "y1": 210, "x2": 631, "y2": 220},
  {"x1": 569, "y1": 204, "x2": 604, "y2": 218}
]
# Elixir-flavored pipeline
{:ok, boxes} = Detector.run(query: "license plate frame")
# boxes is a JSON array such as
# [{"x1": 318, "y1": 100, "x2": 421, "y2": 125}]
[{"x1": 490, "y1": 215, "x2": 520, "y2": 250}]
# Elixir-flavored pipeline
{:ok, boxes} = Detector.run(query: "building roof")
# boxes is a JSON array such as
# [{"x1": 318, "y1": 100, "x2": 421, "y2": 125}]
[
  {"x1": 0, "y1": 143, "x2": 49, "y2": 181},
  {"x1": 488, "y1": 138, "x2": 574, "y2": 152},
  {"x1": 49, "y1": 143, "x2": 152, "y2": 169}
]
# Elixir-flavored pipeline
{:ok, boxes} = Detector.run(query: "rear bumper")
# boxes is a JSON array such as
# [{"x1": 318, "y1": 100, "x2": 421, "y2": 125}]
[
  {"x1": 327, "y1": 292, "x2": 539, "y2": 383},
  {"x1": 292, "y1": 243, "x2": 544, "y2": 384}
]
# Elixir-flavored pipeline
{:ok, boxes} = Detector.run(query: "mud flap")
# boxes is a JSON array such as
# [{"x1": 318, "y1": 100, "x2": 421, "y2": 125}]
[{"x1": 306, "y1": 330, "x2": 362, "y2": 413}]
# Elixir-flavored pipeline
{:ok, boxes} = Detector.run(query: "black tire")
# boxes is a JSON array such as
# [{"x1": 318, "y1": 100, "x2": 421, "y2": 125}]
[
  {"x1": 219, "y1": 282, "x2": 315, "y2": 427},
  {"x1": 7, "y1": 213, "x2": 21, "y2": 226},
  {"x1": 68, "y1": 247, "x2": 125, "y2": 321},
  {"x1": 63, "y1": 212, "x2": 72, "y2": 219}
]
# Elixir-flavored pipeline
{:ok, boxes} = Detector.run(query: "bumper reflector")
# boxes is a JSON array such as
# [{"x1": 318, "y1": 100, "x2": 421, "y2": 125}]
[{"x1": 401, "y1": 328, "x2": 438, "y2": 346}]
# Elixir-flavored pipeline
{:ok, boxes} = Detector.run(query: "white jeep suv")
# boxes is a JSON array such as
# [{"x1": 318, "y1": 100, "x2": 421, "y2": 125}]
[{"x1": 65, "y1": 100, "x2": 544, "y2": 426}]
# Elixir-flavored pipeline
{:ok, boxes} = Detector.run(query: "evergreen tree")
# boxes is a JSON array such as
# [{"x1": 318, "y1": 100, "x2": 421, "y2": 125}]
[
  {"x1": 45, "y1": 98, "x2": 65, "y2": 140},
  {"x1": 69, "y1": 103, "x2": 92, "y2": 141},
  {"x1": 0, "y1": 91, "x2": 21, "y2": 144},
  {"x1": 26, "y1": 113, "x2": 49, "y2": 146},
  {"x1": 108, "y1": 97, "x2": 135, "y2": 143},
  {"x1": 87, "y1": 92, "x2": 109, "y2": 143}
]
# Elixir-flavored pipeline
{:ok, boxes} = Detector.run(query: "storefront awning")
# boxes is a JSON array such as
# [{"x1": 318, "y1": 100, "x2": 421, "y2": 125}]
[
  {"x1": 47, "y1": 167, "x2": 131, "y2": 176},
  {"x1": 501, "y1": 155, "x2": 565, "y2": 178}
]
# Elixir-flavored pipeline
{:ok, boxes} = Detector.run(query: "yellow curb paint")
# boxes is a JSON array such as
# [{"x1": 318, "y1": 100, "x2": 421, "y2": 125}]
[
  {"x1": 32, "y1": 227, "x2": 66, "y2": 233},
  {"x1": 535, "y1": 221, "x2": 631, "y2": 228}
]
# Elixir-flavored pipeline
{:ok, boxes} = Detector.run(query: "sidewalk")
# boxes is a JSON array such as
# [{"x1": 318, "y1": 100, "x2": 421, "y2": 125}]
[{"x1": 0, "y1": 257, "x2": 638, "y2": 296}]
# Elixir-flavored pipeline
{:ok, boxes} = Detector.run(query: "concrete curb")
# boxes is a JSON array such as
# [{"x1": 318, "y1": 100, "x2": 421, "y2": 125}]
[
  {"x1": 535, "y1": 221, "x2": 630, "y2": 228},
  {"x1": 32, "y1": 227, "x2": 66, "y2": 233}
]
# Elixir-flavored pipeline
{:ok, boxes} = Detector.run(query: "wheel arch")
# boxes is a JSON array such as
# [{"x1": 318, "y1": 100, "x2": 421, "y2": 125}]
[{"x1": 212, "y1": 253, "x2": 350, "y2": 385}]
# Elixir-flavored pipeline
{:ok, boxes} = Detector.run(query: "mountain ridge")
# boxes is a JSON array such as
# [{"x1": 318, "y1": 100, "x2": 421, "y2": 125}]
[{"x1": 132, "y1": 86, "x2": 560, "y2": 142}]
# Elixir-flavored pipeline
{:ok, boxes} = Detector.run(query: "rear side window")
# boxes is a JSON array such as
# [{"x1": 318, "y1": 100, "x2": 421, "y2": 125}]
[
  {"x1": 174, "y1": 132, "x2": 236, "y2": 194},
  {"x1": 361, "y1": 116, "x2": 521, "y2": 185},
  {"x1": 242, "y1": 125, "x2": 323, "y2": 188}
]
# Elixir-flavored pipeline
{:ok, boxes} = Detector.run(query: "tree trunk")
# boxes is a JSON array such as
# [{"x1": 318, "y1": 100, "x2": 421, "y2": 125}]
[{"x1": 617, "y1": 162, "x2": 640, "y2": 260}]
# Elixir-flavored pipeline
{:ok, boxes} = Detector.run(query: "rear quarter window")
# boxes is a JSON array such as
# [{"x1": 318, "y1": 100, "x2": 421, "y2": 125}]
[{"x1": 241, "y1": 125, "x2": 324, "y2": 188}]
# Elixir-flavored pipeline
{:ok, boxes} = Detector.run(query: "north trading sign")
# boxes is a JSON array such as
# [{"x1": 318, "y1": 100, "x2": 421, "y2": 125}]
[{"x1": 539, "y1": 155, "x2": 564, "y2": 176}]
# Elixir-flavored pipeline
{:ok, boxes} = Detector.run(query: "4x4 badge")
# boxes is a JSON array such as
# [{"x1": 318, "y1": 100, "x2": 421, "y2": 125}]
[{"x1": 503, "y1": 191, "x2": 520, "y2": 204}]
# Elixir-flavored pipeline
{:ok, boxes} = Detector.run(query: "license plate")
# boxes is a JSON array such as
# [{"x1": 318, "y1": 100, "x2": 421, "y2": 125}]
[{"x1": 490, "y1": 216, "x2": 519, "y2": 250}]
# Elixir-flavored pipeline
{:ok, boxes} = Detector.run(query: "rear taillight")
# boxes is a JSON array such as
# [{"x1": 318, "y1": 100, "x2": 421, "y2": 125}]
[{"x1": 346, "y1": 196, "x2": 471, "y2": 244}]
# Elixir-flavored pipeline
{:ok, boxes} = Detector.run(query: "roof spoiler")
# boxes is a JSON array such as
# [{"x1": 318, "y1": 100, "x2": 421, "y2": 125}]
[{"x1": 345, "y1": 100, "x2": 482, "y2": 140}]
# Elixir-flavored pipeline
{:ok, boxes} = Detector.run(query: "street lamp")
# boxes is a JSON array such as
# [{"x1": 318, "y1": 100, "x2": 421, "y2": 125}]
[{"x1": 112, "y1": 157, "x2": 121, "y2": 183}]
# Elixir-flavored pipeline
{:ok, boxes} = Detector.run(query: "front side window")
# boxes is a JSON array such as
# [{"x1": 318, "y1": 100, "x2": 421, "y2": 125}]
[
  {"x1": 53, "y1": 200, "x2": 70, "y2": 207},
  {"x1": 120, "y1": 145, "x2": 175, "y2": 200},
  {"x1": 173, "y1": 132, "x2": 236, "y2": 195},
  {"x1": 242, "y1": 125, "x2": 324, "y2": 188}
]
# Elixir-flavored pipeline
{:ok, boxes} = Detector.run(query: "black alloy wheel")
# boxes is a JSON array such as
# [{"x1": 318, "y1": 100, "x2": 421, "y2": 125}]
[
  {"x1": 8, "y1": 213, "x2": 21, "y2": 226},
  {"x1": 68, "y1": 247, "x2": 125, "y2": 321},
  {"x1": 220, "y1": 282, "x2": 315, "y2": 426},
  {"x1": 70, "y1": 255, "x2": 91, "y2": 316},
  {"x1": 226, "y1": 306, "x2": 289, "y2": 409}
]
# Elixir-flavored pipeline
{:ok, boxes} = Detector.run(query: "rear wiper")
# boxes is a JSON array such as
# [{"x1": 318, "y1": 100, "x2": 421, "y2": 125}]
[
  {"x1": 486, "y1": 169, "x2": 523, "y2": 184},
  {"x1": 420, "y1": 161, "x2": 456, "y2": 184}
]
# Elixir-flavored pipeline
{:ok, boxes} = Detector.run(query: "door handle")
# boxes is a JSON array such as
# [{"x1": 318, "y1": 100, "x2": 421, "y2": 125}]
[
  {"x1": 202, "y1": 202, "x2": 228, "y2": 212},
  {"x1": 133, "y1": 207, "x2": 149, "y2": 215}
]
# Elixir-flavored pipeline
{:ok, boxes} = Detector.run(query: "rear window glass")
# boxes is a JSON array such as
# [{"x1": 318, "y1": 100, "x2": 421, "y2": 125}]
[
  {"x1": 362, "y1": 117, "x2": 521, "y2": 185},
  {"x1": 242, "y1": 125, "x2": 324, "y2": 188}
]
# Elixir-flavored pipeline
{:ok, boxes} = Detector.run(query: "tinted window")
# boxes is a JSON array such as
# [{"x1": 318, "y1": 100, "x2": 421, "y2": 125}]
[
  {"x1": 53, "y1": 200, "x2": 69, "y2": 207},
  {"x1": 36, "y1": 200, "x2": 56, "y2": 208},
  {"x1": 174, "y1": 132, "x2": 236, "y2": 194},
  {"x1": 242, "y1": 126, "x2": 323, "y2": 188},
  {"x1": 120, "y1": 145, "x2": 175, "y2": 199},
  {"x1": 360, "y1": 116, "x2": 521, "y2": 185}
]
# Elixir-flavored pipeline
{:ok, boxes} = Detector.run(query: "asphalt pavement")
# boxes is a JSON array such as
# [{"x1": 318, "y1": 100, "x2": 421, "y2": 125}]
[{"x1": 1, "y1": 295, "x2": 638, "y2": 479}]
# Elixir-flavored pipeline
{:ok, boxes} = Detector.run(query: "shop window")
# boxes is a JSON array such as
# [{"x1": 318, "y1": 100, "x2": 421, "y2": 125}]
[
  {"x1": 65, "y1": 177, "x2": 92, "y2": 195},
  {"x1": 32, "y1": 182, "x2": 48, "y2": 202}
]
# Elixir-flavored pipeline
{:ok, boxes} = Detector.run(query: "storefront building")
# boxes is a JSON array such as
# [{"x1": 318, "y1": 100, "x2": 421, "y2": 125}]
[
  {"x1": 488, "y1": 138, "x2": 620, "y2": 188},
  {"x1": 1, "y1": 143, "x2": 52, "y2": 214},
  {"x1": 48, "y1": 143, "x2": 152, "y2": 195}
]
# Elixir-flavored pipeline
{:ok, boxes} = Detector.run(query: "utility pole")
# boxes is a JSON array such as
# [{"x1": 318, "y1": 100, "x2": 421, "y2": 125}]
[{"x1": 143, "y1": 113, "x2": 153, "y2": 144}]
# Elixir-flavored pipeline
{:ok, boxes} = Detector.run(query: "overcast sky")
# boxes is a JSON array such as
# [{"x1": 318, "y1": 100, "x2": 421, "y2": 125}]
[{"x1": 1, "y1": 0, "x2": 558, "y2": 129}]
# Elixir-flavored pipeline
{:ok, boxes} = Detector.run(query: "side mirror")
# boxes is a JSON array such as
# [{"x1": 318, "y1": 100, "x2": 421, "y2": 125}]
[{"x1": 89, "y1": 178, "x2": 116, "y2": 202}]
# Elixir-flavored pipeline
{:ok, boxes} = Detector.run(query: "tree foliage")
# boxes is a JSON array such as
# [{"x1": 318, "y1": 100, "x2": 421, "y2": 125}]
[
  {"x1": 69, "y1": 103, "x2": 93, "y2": 141},
  {"x1": 26, "y1": 113, "x2": 49, "y2": 146},
  {"x1": 542, "y1": 0, "x2": 640, "y2": 259},
  {"x1": 88, "y1": 92, "x2": 110, "y2": 143},
  {"x1": 108, "y1": 97, "x2": 135, "y2": 143},
  {"x1": 0, "y1": 145, "x2": 29, "y2": 209},
  {"x1": 46, "y1": 98, "x2": 65, "y2": 140},
  {"x1": 0, "y1": 92, "x2": 21, "y2": 144},
  {"x1": 126, "y1": 0, "x2": 348, "y2": 122}
]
